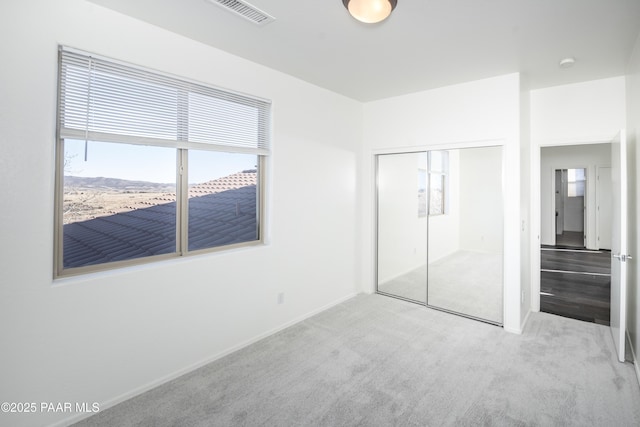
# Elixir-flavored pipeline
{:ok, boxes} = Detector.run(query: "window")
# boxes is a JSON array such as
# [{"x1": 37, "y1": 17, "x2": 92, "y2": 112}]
[
  {"x1": 55, "y1": 47, "x2": 270, "y2": 276},
  {"x1": 427, "y1": 151, "x2": 448, "y2": 216},
  {"x1": 567, "y1": 168, "x2": 585, "y2": 197}
]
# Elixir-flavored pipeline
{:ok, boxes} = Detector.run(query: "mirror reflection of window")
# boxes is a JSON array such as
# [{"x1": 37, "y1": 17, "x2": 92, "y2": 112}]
[
  {"x1": 428, "y1": 151, "x2": 449, "y2": 216},
  {"x1": 418, "y1": 153, "x2": 427, "y2": 217}
]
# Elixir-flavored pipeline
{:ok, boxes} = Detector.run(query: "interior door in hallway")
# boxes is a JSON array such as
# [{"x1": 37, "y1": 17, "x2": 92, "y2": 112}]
[
  {"x1": 596, "y1": 167, "x2": 612, "y2": 250},
  {"x1": 610, "y1": 131, "x2": 628, "y2": 363}
]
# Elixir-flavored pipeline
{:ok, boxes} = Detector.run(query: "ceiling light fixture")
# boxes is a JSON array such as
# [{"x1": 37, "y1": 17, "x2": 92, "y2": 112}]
[{"x1": 343, "y1": 0, "x2": 397, "y2": 24}]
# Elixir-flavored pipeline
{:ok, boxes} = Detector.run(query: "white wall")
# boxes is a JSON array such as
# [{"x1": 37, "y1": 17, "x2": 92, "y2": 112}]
[
  {"x1": 626, "y1": 31, "x2": 640, "y2": 383},
  {"x1": 563, "y1": 193, "x2": 585, "y2": 233},
  {"x1": 520, "y1": 82, "x2": 532, "y2": 325},
  {"x1": 531, "y1": 77, "x2": 627, "y2": 145},
  {"x1": 362, "y1": 74, "x2": 522, "y2": 333},
  {"x1": 539, "y1": 145, "x2": 611, "y2": 248},
  {"x1": 0, "y1": 2, "x2": 362, "y2": 426}
]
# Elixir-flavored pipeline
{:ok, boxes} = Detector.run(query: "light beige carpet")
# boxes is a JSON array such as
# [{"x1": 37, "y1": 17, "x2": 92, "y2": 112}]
[{"x1": 74, "y1": 294, "x2": 640, "y2": 426}]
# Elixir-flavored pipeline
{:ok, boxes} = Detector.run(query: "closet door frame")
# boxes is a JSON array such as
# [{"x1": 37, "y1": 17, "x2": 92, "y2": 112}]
[{"x1": 374, "y1": 144, "x2": 505, "y2": 327}]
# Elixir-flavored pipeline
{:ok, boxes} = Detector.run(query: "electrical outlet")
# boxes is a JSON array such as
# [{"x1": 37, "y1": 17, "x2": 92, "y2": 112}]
[
  {"x1": 277, "y1": 292, "x2": 285, "y2": 305},
  {"x1": 521, "y1": 291, "x2": 525, "y2": 304}
]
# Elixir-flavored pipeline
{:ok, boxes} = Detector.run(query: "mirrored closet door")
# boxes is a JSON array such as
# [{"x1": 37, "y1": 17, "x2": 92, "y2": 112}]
[
  {"x1": 376, "y1": 146, "x2": 504, "y2": 325},
  {"x1": 376, "y1": 152, "x2": 428, "y2": 303}
]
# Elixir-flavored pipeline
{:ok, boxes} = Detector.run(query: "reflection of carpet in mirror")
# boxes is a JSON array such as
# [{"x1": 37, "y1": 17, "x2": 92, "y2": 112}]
[
  {"x1": 378, "y1": 265, "x2": 428, "y2": 303},
  {"x1": 378, "y1": 250, "x2": 503, "y2": 324}
]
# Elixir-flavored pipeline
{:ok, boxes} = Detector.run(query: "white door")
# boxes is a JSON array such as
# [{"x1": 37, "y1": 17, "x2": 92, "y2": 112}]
[
  {"x1": 597, "y1": 167, "x2": 612, "y2": 250},
  {"x1": 610, "y1": 131, "x2": 628, "y2": 363}
]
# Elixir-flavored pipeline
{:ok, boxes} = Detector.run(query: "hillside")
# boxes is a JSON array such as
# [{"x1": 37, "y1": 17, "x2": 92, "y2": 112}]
[
  {"x1": 64, "y1": 176, "x2": 175, "y2": 192},
  {"x1": 62, "y1": 170, "x2": 257, "y2": 224}
]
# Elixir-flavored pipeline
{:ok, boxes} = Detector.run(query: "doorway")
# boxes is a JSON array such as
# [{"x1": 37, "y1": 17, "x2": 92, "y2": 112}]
[
  {"x1": 533, "y1": 135, "x2": 629, "y2": 362},
  {"x1": 539, "y1": 144, "x2": 612, "y2": 325},
  {"x1": 554, "y1": 168, "x2": 586, "y2": 248}
]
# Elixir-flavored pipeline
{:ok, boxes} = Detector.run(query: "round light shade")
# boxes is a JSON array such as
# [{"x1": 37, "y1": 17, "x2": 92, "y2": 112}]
[{"x1": 343, "y1": 0, "x2": 397, "y2": 24}]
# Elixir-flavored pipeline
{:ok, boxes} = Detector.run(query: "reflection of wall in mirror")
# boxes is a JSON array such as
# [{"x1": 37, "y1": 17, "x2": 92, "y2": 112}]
[
  {"x1": 377, "y1": 153, "x2": 428, "y2": 283},
  {"x1": 457, "y1": 146, "x2": 504, "y2": 254}
]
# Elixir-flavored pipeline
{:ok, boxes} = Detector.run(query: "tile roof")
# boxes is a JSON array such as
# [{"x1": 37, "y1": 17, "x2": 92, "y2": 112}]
[{"x1": 63, "y1": 170, "x2": 258, "y2": 269}]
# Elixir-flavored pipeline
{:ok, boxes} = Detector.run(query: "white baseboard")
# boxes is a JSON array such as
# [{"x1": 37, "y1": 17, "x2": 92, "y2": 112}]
[
  {"x1": 51, "y1": 292, "x2": 358, "y2": 427},
  {"x1": 520, "y1": 307, "x2": 532, "y2": 333},
  {"x1": 504, "y1": 325, "x2": 523, "y2": 335},
  {"x1": 627, "y1": 330, "x2": 640, "y2": 390},
  {"x1": 503, "y1": 308, "x2": 531, "y2": 335}
]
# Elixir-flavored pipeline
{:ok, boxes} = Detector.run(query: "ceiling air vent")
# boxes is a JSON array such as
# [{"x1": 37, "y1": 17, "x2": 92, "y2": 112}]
[{"x1": 207, "y1": 0, "x2": 275, "y2": 26}]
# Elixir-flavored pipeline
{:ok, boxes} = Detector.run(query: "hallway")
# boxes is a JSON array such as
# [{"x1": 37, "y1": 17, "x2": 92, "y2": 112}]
[
  {"x1": 554, "y1": 231, "x2": 585, "y2": 248},
  {"x1": 540, "y1": 246, "x2": 611, "y2": 325}
]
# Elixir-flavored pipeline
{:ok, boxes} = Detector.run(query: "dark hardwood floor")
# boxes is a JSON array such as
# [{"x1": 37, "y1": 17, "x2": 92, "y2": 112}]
[
  {"x1": 555, "y1": 231, "x2": 585, "y2": 248},
  {"x1": 540, "y1": 247, "x2": 611, "y2": 325},
  {"x1": 541, "y1": 248, "x2": 611, "y2": 274}
]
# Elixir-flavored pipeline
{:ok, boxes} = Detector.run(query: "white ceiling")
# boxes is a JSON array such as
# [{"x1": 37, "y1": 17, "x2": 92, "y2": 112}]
[{"x1": 88, "y1": 0, "x2": 640, "y2": 101}]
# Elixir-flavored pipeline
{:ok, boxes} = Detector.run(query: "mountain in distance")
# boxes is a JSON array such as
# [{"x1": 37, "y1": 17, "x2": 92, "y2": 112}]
[{"x1": 64, "y1": 176, "x2": 175, "y2": 192}]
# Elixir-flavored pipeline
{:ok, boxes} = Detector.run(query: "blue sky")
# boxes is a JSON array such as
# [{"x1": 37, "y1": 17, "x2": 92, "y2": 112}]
[{"x1": 65, "y1": 139, "x2": 257, "y2": 184}]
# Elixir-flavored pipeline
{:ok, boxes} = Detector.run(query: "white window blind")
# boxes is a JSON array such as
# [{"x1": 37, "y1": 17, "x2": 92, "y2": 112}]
[{"x1": 57, "y1": 47, "x2": 271, "y2": 154}]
